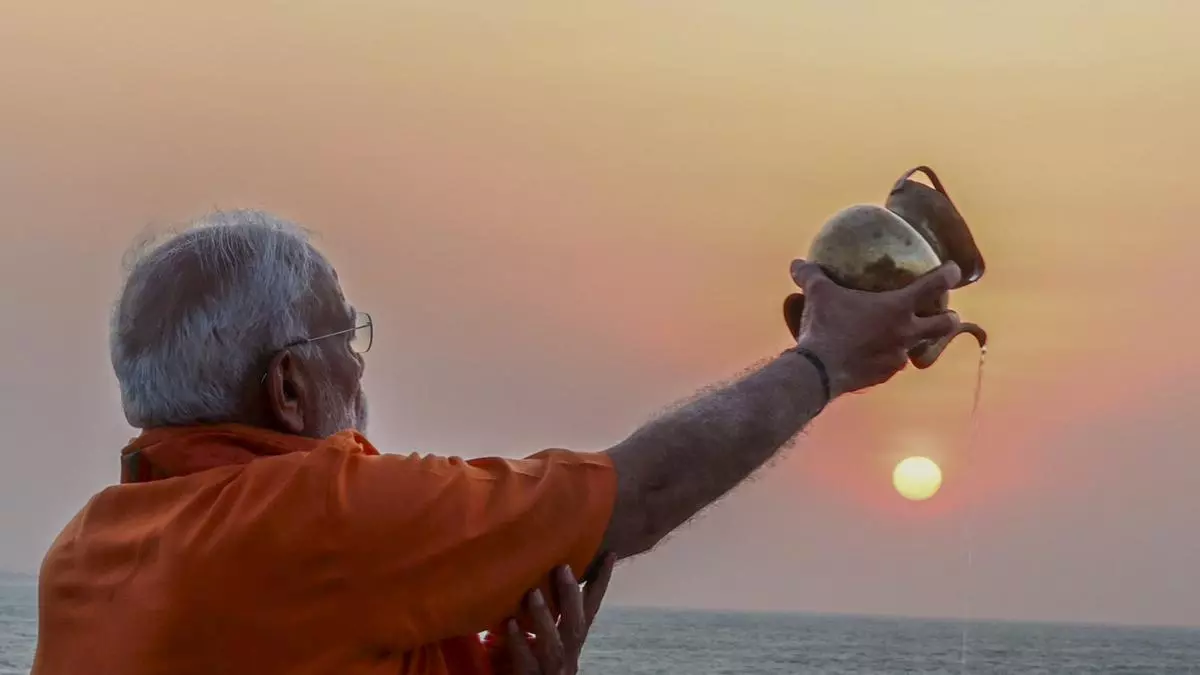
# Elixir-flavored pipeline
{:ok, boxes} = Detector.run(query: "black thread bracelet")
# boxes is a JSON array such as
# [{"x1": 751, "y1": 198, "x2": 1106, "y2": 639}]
[{"x1": 789, "y1": 347, "x2": 831, "y2": 411}]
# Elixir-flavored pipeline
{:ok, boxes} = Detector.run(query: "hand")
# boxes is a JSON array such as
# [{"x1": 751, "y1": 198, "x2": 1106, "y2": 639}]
[
  {"x1": 789, "y1": 259, "x2": 962, "y2": 397},
  {"x1": 503, "y1": 555, "x2": 615, "y2": 675}
]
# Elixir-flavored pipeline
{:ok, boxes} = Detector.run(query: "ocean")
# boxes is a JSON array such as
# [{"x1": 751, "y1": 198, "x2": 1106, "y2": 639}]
[
  {"x1": 3, "y1": 581, "x2": 1196, "y2": 673},
  {"x1": 0, "y1": 583, "x2": 34, "y2": 675}
]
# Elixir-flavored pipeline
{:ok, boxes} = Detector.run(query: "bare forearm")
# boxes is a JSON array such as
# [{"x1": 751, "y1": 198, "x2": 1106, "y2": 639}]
[{"x1": 601, "y1": 350, "x2": 826, "y2": 559}]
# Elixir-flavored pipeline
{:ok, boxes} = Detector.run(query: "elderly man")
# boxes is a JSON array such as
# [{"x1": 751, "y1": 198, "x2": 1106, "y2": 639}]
[{"x1": 34, "y1": 209, "x2": 962, "y2": 675}]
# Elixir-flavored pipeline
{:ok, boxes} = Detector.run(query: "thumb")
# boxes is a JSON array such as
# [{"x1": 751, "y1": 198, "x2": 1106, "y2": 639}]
[
  {"x1": 789, "y1": 259, "x2": 830, "y2": 291},
  {"x1": 902, "y1": 261, "x2": 961, "y2": 307}
]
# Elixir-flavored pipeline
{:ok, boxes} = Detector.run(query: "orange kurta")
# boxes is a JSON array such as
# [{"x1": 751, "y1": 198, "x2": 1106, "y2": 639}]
[{"x1": 32, "y1": 425, "x2": 616, "y2": 675}]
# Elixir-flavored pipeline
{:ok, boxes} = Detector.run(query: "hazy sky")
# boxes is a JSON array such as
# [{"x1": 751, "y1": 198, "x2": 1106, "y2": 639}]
[{"x1": 2, "y1": 1, "x2": 1199, "y2": 628}]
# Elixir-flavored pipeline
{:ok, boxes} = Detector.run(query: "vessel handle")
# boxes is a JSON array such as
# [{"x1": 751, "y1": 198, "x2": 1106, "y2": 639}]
[{"x1": 893, "y1": 165, "x2": 949, "y2": 199}]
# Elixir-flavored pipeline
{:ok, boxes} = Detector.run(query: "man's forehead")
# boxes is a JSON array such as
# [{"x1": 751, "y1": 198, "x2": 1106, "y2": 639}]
[
  {"x1": 307, "y1": 268, "x2": 356, "y2": 325},
  {"x1": 328, "y1": 269, "x2": 356, "y2": 312}
]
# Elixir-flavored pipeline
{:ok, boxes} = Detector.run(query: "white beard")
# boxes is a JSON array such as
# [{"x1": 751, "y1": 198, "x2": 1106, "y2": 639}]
[{"x1": 317, "y1": 383, "x2": 367, "y2": 438}]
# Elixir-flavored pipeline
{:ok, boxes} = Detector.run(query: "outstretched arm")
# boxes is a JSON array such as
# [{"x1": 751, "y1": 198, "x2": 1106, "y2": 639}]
[
  {"x1": 602, "y1": 351, "x2": 824, "y2": 558},
  {"x1": 599, "y1": 259, "x2": 963, "y2": 559},
  {"x1": 323, "y1": 260, "x2": 962, "y2": 645}
]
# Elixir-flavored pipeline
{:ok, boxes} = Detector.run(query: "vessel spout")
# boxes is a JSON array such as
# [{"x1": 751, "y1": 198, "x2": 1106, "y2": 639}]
[{"x1": 909, "y1": 321, "x2": 987, "y2": 369}]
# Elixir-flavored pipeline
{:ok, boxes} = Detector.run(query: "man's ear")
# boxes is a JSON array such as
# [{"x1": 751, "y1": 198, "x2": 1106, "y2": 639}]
[{"x1": 264, "y1": 350, "x2": 310, "y2": 435}]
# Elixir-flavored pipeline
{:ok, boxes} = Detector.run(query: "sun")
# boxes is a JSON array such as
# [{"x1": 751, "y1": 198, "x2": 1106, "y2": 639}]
[{"x1": 893, "y1": 456, "x2": 943, "y2": 501}]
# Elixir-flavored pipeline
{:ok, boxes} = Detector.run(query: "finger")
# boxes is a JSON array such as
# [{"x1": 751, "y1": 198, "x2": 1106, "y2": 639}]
[
  {"x1": 554, "y1": 566, "x2": 586, "y2": 654},
  {"x1": 906, "y1": 310, "x2": 961, "y2": 345},
  {"x1": 506, "y1": 618, "x2": 539, "y2": 675},
  {"x1": 901, "y1": 261, "x2": 961, "y2": 306},
  {"x1": 789, "y1": 259, "x2": 832, "y2": 293},
  {"x1": 526, "y1": 589, "x2": 565, "y2": 675},
  {"x1": 582, "y1": 554, "x2": 615, "y2": 629}
]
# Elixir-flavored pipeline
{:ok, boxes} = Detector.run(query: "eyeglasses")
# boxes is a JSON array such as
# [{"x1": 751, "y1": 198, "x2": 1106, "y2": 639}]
[{"x1": 287, "y1": 310, "x2": 374, "y2": 354}]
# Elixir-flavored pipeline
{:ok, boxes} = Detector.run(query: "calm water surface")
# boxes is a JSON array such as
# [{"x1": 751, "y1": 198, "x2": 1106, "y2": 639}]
[{"x1": 3, "y1": 582, "x2": 1196, "y2": 673}]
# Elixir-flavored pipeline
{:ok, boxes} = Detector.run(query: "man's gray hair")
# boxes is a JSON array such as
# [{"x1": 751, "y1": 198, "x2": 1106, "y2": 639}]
[{"x1": 111, "y1": 210, "x2": 334, "y2": 429}]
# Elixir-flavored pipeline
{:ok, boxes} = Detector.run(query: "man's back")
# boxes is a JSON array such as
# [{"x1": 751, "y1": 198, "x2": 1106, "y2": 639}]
[
  {"x1": 37, "y1": 449, "x2": 391, "y2": 674},
  {"x1": 33, "y1": 428, "x2": 615, "y2": 675}
]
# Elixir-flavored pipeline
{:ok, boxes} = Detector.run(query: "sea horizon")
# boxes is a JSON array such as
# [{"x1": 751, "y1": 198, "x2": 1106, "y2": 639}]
[{"x1": 608, "y1": 604, "x2": 1200, "y2": 634}]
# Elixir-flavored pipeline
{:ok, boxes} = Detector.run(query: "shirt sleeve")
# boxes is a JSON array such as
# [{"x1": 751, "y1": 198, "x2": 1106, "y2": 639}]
[{"x1": 321, "y1": 445, "x2": 617, "y2": 650}]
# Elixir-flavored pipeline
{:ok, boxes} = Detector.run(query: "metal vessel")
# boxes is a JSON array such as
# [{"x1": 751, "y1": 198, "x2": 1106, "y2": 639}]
[{"x1": 783, "y1": 166, "x2": 987, "y2": 368}]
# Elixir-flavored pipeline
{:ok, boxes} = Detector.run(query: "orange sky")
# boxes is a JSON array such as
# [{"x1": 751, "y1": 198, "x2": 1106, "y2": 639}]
[{"x1": 2, "y1": 1, "x2": 1199, "y2": 627}]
